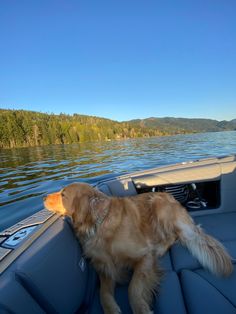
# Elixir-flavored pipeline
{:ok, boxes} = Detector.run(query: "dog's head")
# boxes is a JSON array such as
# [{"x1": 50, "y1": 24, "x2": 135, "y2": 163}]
[{"x1": 44, "y1": 182, "x2": 110, "y2": 234}]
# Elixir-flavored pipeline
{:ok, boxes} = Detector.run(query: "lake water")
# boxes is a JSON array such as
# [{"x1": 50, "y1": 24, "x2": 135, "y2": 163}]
[{"x1": 0, "y1": 131, "x2": 236, "y2": 231}]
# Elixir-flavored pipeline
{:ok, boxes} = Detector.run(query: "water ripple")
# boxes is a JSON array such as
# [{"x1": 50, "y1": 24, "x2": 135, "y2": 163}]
[{"x1": 0, "y1": 131, "x2": 236, "y2": 230}]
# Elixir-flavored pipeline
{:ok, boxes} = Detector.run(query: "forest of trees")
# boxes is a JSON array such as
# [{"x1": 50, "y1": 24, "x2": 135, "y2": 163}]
[
  {"x1": 0, "y1": 109, "x2": 166, "y2": 148},
  {"x1": 2, "y1": 109, "x2": 234, "y2": 149}
]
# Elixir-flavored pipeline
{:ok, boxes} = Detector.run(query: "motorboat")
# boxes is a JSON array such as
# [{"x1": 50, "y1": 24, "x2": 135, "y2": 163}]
[{"x1": 0, "y1": 155, "x2": 236, "y2": 313}]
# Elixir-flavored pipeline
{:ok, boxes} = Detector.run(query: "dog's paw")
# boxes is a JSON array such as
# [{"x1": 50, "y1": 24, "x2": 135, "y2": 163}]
[
  {"x1": 114, "y1": 305, "x2": 122, "y2": 314},
  {"x1": 103, "y1": 304, "x2": 122, "y2": 314}
]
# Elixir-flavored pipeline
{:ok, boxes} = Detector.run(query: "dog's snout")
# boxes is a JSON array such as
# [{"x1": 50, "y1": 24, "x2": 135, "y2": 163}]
[{"x1": 43, "y1": 195, "x2": 47, "y2": 202}]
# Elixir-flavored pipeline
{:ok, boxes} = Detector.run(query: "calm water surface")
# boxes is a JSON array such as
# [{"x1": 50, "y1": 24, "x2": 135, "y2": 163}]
[{"x1": 0, "y1": 131, "x2": 236, "y2": 231}]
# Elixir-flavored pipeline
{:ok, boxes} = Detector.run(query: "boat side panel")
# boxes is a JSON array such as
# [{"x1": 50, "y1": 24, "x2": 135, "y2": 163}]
[{"x1": 97, "y1": 157, "x2": 236, "y2": 216}]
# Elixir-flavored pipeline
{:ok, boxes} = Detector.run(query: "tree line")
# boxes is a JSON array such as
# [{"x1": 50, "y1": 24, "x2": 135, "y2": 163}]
[{"x1": 0, "y1": 109, "x2": 168, "y2": 149}]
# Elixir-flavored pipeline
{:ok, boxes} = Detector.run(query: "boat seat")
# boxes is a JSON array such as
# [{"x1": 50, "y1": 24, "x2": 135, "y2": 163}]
[
  {"x1": 170, "y1": 212, "x2": 236, "y2": 273},
  {"x1": 171, "y1": 212, "x2": 236, "y2": 314},
  {"x1": 89, "y1": 212, "x2": 236, "y2": 314},
  {"x1": 180, "y1": 268, "x2": 236, "y2": 314},
  {"x1": 89, "y1": 269, "x2": 188, "y2": 314},
  {"x1": 0, "y1": 212, "x2": 236, "y2": 314},
  {"x1": 0, "y1": 219, "x2": 95, "y2": 314}
]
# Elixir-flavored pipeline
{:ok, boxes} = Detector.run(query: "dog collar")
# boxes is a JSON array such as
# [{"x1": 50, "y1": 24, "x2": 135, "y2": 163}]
[{"x1": 81, "y1": 207, "x2": 109, "y2": 243}]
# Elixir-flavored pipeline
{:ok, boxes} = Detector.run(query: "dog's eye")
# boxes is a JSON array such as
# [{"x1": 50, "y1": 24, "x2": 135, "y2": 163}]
[{"x1": 61, "y1": 190, "x2": 66, "y2": 198}]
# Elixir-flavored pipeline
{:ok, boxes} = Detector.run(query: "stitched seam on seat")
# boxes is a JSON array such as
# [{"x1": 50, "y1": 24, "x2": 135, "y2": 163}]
[
  {"x1": 15, "y1": 271, "x2": 58, "y2": 314},
  {"x1": 193, "y1": 271, "x2": 236, "y2": 309},
  {"x1": 169, "y1": 248, "x2": 175, "y2": 271},
  {"x1": 176, "y1": 272, "x2": 190, "y2": 314},
  {"x1": 170, "y1": 238, "x2": 236, "y2": 274},
  {"x1": 169, "y1": 246, "x2": 202, "y2": 274},
  {"x1": 0, "y1": 303, "x2": 15, "y2": 314}
]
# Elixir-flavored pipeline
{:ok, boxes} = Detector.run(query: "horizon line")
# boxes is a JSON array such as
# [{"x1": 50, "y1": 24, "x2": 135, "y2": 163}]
[{"x1": 0, "y1": 107, "x2": 235, "y2": 123}]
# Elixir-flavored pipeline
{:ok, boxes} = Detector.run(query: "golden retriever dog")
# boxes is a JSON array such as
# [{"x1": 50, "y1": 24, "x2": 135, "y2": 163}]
[{"x1": 44, "y1": 182, "x2": 233, "y2": 314}]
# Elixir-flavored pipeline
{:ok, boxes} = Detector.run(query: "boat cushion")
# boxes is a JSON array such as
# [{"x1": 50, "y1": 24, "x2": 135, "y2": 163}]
[
  {"x1": 194, "y1": 212, "x2": 236, "y2": 240},
  {"x1": 14, "y1": 219, "x2": 89, "y2": 314},
  {"x1": 0, "y1": 273, "x2": 45, "y2": 314},
  {"x1": 180, "y1": 268, "x2": 236, "y2": 314},
  {"x1": 89, "y1": 271, "x2": 187, "y2": 314},
  {"x1": 169, "y1": 212, "x2": 236, "y2": 314},
  {"x1": 88, "y1": 212, "x2": 236, "y2": 314},
  {"x1": 170, "y1": 212, "x2": 236, "y2": 273},
  {"x1": 1, "y1": 212, "x2": 236, "y2": 314}
]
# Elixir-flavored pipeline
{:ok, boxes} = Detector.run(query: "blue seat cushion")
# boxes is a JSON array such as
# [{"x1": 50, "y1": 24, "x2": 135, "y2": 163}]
[
  {"x1": 14, "y1": 219, "x2": 89, "y2": 314},
  {"x1": 89, "y1": 271, "x2": 186, "y2": 314},
  {"x1": 170, "y1": 212, "x2": 236, "y2": 273},
  {"x1": 194, "y1": 212, "x2": 236, "y2": 241},
  {"x1": 88, "y1": 212, "x2": 236, "y2": 314},
  {"x1": 181, "y1": 267, "x2": 236, "y2": 314}
]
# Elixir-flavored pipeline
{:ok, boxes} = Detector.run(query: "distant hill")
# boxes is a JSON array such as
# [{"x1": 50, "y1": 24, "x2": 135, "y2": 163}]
[
  {"x1": 127, "y1": 117, "x2": 236, "y2": 134},
  {"x1": 0, "y1": 109, "x2": 235, "y2": 148},
  {"x1": 0, "y1": 109, "x2": 162, "y2": 148}
]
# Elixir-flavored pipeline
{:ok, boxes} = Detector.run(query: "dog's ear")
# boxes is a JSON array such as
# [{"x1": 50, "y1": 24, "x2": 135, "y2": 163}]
[
  {"x1": 70, "y1": 189, "x2": 110, "y2": 236},
  {"x1": 71, "y1": 194, "x2": 96, "y2": 236}
]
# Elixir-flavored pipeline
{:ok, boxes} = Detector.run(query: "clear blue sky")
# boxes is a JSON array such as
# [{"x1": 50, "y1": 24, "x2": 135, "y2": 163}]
[{"x1": 0, "y1": 0, "x2": 236, "y2": 121}]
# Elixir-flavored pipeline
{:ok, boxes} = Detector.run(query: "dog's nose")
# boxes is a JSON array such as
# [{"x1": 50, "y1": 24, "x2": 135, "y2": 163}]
[{"x1": 43, "y1": 196, "x2": 47, "y2": 202}]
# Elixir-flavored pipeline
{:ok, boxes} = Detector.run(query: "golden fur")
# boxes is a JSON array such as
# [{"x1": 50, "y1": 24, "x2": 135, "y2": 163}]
[{"x1": 44, "y1": 182, "x2": 233, "y2": 314}]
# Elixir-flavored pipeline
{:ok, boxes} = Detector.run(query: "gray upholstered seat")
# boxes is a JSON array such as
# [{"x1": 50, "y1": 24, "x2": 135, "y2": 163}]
[
  {"x1": 89, "y1": 212, "x2": 236, "y2": 314},
  {"x1": 170, "y1": 212, "x2": 236, "y2": 273},
  {"x1": 0, "y1": 212, "x2": 235, "y2": 314},
  {"x1": 181, "y1": 268, "x2": 236, "y2": 314},
  {"x1": 0, "y1": 220, "x2": 91, "y2": 314}
]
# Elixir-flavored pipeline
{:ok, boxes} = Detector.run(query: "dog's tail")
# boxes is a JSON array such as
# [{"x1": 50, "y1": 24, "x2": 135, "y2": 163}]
[{"x1": 176, "y1": 212, "x2": 233, "y2": 277}]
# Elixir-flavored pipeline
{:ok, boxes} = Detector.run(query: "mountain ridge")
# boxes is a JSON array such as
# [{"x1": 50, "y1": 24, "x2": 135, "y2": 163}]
[
  {"x1": 0, "y1": 109, "x2": 235, "y2": 148},
  {"x1": 126, "y1": 117, "x2": 236, "y2": 133}
]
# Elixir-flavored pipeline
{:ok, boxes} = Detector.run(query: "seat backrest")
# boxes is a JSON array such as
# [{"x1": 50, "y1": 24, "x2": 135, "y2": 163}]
[{"x1": 0, "y1": 218, "x2": 92, "y2": 314}]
